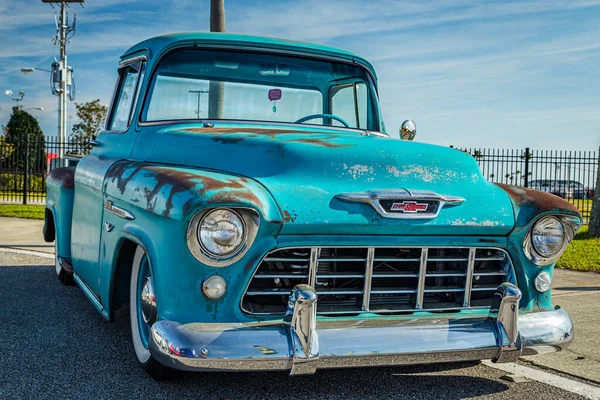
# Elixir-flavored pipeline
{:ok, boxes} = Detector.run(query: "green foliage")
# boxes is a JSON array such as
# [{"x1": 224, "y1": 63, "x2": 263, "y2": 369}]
[
  {"x1": 556, "y1": 226, "x2": 600, "y2": 272},
  {"x1": 0, "y1": 204, "x2": 45, "y2": 219},
  {"x1": 70, "y1": 99, "x2": 108, "y2": 142},
  {"x1": 0, "y1": 173, "x2": 44, "y2": 191},
  {"x1": 0, "y1": 135, "x2": 14, "y2": 161},
  {"x1": 4, "y1": 109, "x2": 46, "y2": 173}
]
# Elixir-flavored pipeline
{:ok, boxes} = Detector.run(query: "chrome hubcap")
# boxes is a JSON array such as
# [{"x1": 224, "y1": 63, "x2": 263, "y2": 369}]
[{"x1": 140, "y1": 276, "x2": 157, "y2": 325}]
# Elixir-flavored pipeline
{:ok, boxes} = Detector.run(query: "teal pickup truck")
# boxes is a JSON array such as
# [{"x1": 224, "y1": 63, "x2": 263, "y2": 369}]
[{"x1": 44, "y1": 33, "x2": 581, "y2": 377}]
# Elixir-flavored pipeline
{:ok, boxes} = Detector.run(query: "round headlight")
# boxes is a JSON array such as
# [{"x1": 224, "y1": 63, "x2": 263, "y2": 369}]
[
  {"x1": 531, "y1": 216, "x2": 565, "y2": 258},
  {"x1": 198, "y1": 209, "x2": 245, "y2": 258}
]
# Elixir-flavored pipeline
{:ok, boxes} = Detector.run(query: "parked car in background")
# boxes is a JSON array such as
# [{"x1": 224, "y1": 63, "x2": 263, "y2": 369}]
[
  {"x1": 44, "y1": 33, "x2": 581, "y2": 378},
  {"x1": 529, "y1": 180, "x2": 586, "y2": 199},
  {"x1": 585, "y1": 187, "x2": 595, "y2": 199}
]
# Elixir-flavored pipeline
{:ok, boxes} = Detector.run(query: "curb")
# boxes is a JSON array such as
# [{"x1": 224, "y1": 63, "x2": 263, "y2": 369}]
[{"x1": 0, "y1": 247, "x2": 55, "y2": 259}]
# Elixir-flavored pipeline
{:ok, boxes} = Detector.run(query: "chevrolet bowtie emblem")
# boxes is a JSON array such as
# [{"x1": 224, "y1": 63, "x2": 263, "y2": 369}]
[
  {"x1": 335, "y1": 189, "x2": 465, "y2": 220},
  {"x1": 390, "y1": 201, "x2": 429, "y2": 213}
]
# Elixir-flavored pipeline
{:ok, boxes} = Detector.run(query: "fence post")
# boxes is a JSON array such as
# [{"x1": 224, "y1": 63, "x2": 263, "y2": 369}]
[
  {"x1": 23, "y1": 132, "x2": 29, "y2": 205},
  {"x1": 523, "y1": 147, "x2": 530, "y2": 188}
]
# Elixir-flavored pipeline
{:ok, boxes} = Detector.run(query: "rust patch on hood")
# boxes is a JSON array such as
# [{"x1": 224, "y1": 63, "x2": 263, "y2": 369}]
[
  {"x1": 46, "y1": 167, "x2": 75, "y2": 189},
  {"x1": 284, "y1": 137, "x2": 350, "y2": 148},
  {"x1": 183, "y1": 127, "x2": 299, "y2": 135},
  {"x1": 495, "y1": 183, "x2": 581, "y2": 218},
  {"x1": 181, "y1": 127, "x2": 353, "y2": 148}
]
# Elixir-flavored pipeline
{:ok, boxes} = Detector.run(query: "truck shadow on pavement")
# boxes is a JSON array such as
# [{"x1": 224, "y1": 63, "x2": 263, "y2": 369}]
[{"x1": 0, "y1": 264, "x2": 514, "y2": 399}]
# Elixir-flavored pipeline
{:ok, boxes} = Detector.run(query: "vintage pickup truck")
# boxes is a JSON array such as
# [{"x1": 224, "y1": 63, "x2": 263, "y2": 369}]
[{"x1": 45, "y1": 33, "x2": 581, "y2": 377}]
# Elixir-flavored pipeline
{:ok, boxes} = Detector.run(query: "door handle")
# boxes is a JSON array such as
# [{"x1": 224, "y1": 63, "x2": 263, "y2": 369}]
[{"x1": 90, "y1": 136, "x2": 101, "y2": 147}]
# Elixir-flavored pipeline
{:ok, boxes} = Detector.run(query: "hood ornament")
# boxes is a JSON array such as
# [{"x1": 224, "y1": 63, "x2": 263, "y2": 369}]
[{"x1": 335, "y1": 189, "x2": 465, "y2": 220}]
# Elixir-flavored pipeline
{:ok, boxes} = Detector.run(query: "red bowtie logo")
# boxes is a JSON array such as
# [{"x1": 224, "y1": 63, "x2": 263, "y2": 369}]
[{"x1": 390, "y1": 201, "x2": 428, "y2": 213}]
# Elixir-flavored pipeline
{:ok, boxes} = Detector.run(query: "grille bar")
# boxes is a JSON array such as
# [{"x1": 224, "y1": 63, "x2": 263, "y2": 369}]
[
  {"x1": 308, "y1": 248, "x2": 319, "y2": 287},
  {"x1": 416, "y1": 248, "x2": 428, "y2": 309},
  {"x1": 242, "y1": 246, "x2": 516, "y2": 316},
  {"x1": 463, "y1": 248, "x2": 477, "y2": 307},
  {"x1": 362, "y1": 247, "x2": 375, "y2": 311}
]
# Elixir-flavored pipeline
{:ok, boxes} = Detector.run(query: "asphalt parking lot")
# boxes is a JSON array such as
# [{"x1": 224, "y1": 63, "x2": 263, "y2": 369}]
[{"x1": 1, "y1": 251, "x2": 599, "y2": 399}]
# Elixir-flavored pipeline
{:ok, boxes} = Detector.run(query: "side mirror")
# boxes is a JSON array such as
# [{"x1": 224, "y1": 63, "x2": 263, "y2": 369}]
[{"x1": 400, "y1": 120, "x2": 417, "y2": 140}]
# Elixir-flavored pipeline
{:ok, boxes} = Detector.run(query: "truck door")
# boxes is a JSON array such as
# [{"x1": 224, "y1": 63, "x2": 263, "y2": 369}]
[{"x1": 71, "y1": 57, "x2": 145, "y2": 299}]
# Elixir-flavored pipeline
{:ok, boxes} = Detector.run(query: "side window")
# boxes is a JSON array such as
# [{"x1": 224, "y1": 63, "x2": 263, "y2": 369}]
[
  {"x1": 107, "y1": 63, "x2": 142, "y2": 131},
  {"x1": 330, "y1": 82, "x2": 368, "y2": 129}
]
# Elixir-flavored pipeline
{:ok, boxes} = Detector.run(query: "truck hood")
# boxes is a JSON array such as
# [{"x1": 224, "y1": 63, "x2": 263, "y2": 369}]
[{"x1": 135, "y1": 124, "x2": 514, "y2": 235}]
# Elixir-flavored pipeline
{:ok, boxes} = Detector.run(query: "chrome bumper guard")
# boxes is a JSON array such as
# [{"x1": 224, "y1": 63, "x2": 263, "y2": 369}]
[{"x1": 149, "y1": 283, "x2": 573, "y2": 375}]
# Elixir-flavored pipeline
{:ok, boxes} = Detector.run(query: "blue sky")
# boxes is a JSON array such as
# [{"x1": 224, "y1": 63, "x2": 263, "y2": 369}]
[{"x1": 0, "y1": 0, "x2": 599, "y2": 150}]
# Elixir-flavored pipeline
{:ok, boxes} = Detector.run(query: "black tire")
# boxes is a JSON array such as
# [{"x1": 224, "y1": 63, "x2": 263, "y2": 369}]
[
  {"x1": 55, "y1": 230, "x2": 74, "y2": 285},
  {"x1": 129, "y1": 246, "x2": 173, "y2": 379}
]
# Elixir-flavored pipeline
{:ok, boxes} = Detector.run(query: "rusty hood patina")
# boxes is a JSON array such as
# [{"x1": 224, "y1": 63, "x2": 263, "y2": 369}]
[{"x1": 131, "y1": 123, "x2": 515, "y2": 236}]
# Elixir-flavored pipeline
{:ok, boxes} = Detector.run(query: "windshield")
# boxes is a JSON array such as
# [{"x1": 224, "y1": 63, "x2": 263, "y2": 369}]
[{"x1": 142, "y1": 48, "x2": 384, "y2": 132}]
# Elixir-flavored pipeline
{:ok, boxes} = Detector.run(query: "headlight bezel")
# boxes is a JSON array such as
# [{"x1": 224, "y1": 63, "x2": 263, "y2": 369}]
[
  {"x1": 523, "y1": 214, "x2": 580, "y2": 266},
  {"x1": 187, "y1": 207, "x2": 260, "y2": 267}
]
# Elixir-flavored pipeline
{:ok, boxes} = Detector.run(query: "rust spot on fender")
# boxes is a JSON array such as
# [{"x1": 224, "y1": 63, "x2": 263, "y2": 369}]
[
  {"x1": 211, "y1": 190, "x2": 262, "y2": 208},
  {"x1": 46, "y1": 167, "x2": 75, "y2": 189},
  {"x1": 496, "y1": 183, "x2": 580, "y2": 215},
  {"x1": 106, "y1": 162, "x2": 262, "y2": 218},
  {"x1": 282, "y1": 209, "x2": 298, "y2": 223}
]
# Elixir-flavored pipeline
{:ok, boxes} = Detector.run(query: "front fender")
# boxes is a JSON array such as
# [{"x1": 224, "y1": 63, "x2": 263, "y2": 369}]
[
  {"x1": 103, "y1": 161, "x2": 282, "y2": 222},
  {"x1": 496, "y1": 184, "x2": 582, "y2": 312},
  {"x1": 100, "y1": 162, "x2": 283, "y2": 323}
]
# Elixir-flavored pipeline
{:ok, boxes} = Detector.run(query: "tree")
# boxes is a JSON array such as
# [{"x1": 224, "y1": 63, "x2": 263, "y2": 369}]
[
  {"x1": 70, "y1": 99, "x2": 108, "y2": 142},
  {"x1": 588, "y1": 148, "x2": 600, "y2": 236},
  {"x1": 4, "y1": 109, "x2": 46, "y2": 173}
]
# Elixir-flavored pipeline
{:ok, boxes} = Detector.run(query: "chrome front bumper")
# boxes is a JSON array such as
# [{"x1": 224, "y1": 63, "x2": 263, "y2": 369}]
[{"x1": 148, "y1": 283, "x2": 573, "y2": 375}]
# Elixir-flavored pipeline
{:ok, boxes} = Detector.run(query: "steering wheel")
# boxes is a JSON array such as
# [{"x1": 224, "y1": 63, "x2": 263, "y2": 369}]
[{"x1": 294, "y1": 113, "x2": 350, "y2": 128}]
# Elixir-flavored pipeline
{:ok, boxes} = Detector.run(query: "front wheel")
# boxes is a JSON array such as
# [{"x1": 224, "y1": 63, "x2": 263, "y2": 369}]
[{"x1": 129, "y1": 246, "x2": 170, "y2": 378}]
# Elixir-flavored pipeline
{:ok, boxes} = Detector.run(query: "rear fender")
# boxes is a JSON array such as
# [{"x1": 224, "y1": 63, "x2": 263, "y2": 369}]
[{"x1": 46, "y1": 167, "x2": 76, "y2": 259}]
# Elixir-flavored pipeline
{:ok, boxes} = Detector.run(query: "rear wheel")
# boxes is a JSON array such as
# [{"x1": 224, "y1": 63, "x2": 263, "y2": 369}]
[
  {"x1": 129, "y1": 246, "x2": 170, "y2": 378},
  {"x1": 54, "y1": 229, "x2": 74, "y2": 285}
]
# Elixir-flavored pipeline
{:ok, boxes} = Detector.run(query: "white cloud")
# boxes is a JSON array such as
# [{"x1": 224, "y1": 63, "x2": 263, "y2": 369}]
[{"x1": 0, "y1": 0, "x2": 599, "y2": 149}]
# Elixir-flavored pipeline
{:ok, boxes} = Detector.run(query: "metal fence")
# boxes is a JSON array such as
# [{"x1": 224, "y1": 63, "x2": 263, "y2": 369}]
[
  {"x1": 0, "y1": 137, "x2": 90, "y2": 204},
  {"x1": 0, "y1": 138, "x2": 598, "y2": 224},
  {"x1": 457, "y1": 147, "x2": 598, "y2": 223}
]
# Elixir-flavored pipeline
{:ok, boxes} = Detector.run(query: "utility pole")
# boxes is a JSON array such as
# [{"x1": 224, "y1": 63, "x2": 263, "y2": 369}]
[
  {"x1": 42, "y1": 0, "x2": 82, "y2": 164},
  {"x1": 208, "y1": 0, "x2": 225, "y2": 119},
  {"x1": 189, "y1": 89, "x2": 209, "y2": 118},
  {"x1": 58, "y1": 2, "x2": 68, "y2": 161}
]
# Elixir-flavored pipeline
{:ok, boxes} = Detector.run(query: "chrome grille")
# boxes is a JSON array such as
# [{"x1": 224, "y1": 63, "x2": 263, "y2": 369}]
[{"x1": 241, "y1": 247, "x2": 515, "y2": 315}]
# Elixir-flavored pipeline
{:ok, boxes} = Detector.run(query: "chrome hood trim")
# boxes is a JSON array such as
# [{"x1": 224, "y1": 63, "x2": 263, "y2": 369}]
[{"x1": 335, "y1": 189, "x2": 465, "y2": 219}]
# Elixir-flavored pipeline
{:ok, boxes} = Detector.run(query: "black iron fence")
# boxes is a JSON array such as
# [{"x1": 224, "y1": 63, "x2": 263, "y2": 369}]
[
  {"x1": 0, "y1": 138, "x2": 598, "y2": 223},
  {"x1": 457, "y1": 147, "x2": 598, "y2": 223},
  {"x1": 0, "y1": 137, "x2": 90, "y2": 204}
]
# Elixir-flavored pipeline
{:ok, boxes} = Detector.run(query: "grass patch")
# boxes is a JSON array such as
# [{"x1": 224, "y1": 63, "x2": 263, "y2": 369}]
[
  {"x1": 557, "y1": 225, "x2": 600, "y2": 273},
  {"x1": 0, "y1": 204, "x2": 45, "y2": 220}
]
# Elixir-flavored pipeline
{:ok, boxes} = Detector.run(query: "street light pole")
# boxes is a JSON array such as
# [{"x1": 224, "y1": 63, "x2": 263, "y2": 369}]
[
  {"x1": 5, "y1": 90, "x2": 25, "y2": 108},
  {"x1": 39, "y1": 0, "x2": 82, "y2": 164},
  {"x1": 57, "y1": 2, "x2": 68, "y2": 161}
]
